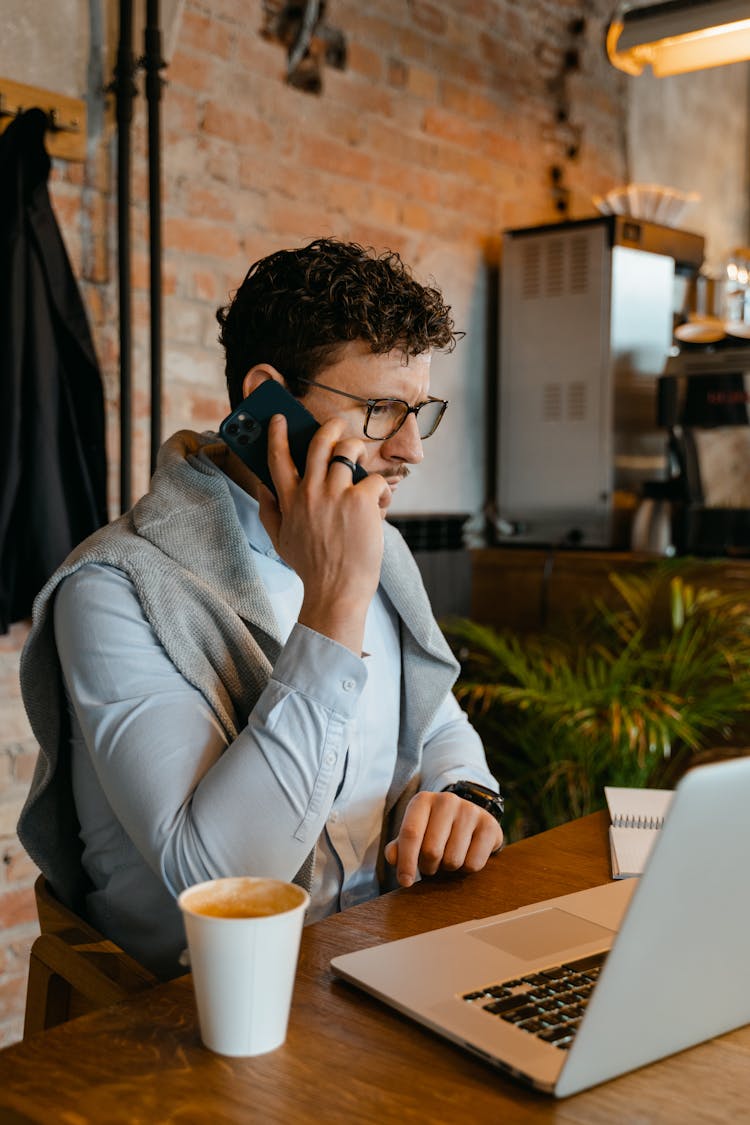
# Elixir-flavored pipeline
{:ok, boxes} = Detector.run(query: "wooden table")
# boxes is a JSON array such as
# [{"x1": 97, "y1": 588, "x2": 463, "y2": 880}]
[{"x1": 0, "y1": 813, "x2": 748, "y2": 1123}]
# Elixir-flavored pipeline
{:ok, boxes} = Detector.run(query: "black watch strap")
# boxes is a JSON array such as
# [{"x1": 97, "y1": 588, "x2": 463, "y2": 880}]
[{"x1": 443, "y1": 780, "x2": 504, "y2": 824}]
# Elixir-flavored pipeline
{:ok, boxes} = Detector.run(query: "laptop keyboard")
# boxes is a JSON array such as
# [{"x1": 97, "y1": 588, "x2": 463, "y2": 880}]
[{"x1": 461, "y1": 951, "x2": 608, "y2": 1051}]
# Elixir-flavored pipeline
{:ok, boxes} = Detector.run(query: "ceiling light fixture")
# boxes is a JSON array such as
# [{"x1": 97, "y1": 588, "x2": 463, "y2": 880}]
[{"x1": 607, "y1": 0, "x2": 750, "y2": 77}]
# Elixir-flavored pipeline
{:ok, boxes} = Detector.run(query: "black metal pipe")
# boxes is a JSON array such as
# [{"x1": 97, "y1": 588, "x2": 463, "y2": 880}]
[
  {"x1": 113, "y1": 0, "x2": 136, "y2": 512},
  {"x1": 144, "y1": 0, "x2": 166, "y2": 473}
]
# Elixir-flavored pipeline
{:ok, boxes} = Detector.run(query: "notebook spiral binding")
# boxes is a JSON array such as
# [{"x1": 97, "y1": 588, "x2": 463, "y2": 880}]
[{"x1": 612, "y1": 814, "x2": 666, "y2": 829}]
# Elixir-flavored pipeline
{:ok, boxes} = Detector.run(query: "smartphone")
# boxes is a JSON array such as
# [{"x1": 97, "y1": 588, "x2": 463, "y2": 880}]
[{"x1": 219, "y1": 380, "x2": 367, "y2": 496}]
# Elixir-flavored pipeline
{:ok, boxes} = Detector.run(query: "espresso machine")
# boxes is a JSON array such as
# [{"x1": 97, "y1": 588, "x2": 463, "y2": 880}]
[
  {"x1": 494, "y1": 216, "x2": 705, "y2": 548},
  {"x1": 655, "y1": 348, "x2": 750, "y2": 555}
]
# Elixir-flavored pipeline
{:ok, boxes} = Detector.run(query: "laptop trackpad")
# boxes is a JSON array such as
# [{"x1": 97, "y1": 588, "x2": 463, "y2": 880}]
[{"x1": 468, "y1": 908, "x2": 614, "y2": 961}]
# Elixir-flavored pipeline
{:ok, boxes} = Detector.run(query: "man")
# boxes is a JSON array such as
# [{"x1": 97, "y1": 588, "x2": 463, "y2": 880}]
[{"x1": 19, "y1": 239, "x2": 503, "y2": 979}]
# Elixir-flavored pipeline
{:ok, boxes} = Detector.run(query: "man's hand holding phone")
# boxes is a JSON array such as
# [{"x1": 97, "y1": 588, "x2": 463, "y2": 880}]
[{"x1": 260, "y1": 413, "x2": 391, "y2": 655}]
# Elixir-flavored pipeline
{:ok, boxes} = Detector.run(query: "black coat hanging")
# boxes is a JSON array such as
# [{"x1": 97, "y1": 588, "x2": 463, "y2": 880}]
[{"x1": 0, "y1": 108, "x2": 108, "y2": 633}]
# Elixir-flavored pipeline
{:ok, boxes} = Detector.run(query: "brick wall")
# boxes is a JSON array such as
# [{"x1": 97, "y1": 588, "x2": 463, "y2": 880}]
[{"x1": 0, "y1": 0, "x2": 629, "y2": 1043}]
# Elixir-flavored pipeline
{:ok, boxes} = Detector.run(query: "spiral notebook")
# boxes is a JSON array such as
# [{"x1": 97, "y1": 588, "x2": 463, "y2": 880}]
[{"x1": 604, "y1": 786, "x2": 674, "y2": 878}]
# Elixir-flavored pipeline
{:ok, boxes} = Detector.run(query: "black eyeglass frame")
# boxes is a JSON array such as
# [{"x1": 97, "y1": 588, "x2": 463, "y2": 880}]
[{"x1": 296, "y1": 377, "x2": 449, "y2": 440}]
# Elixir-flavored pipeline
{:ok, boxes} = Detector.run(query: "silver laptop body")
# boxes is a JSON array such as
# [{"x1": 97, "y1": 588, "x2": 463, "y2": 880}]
[{"x1": 331, "y1": 757, "x2": 750, "y2": 1097}]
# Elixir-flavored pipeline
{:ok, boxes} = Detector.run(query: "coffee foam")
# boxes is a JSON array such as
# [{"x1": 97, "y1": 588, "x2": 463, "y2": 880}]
[{"x1": 182, "y1": 877, "x2": 304, "y2": 920}]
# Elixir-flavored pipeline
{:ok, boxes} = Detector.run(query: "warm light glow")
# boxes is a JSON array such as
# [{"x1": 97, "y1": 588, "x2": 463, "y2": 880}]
[{"x1": 608, "y1": 5, "x2": 750, "y2": 77}]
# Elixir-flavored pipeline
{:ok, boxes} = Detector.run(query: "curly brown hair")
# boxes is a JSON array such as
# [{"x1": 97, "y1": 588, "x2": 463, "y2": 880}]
[{"x1": 216, "y1": 238, "x2": 460, "y2": 407}]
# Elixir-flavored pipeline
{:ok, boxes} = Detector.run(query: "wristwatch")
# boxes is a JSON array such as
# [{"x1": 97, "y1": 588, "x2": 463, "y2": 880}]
[{"x1": 443, "y1": 780, "x2": 505, "y2": 825}]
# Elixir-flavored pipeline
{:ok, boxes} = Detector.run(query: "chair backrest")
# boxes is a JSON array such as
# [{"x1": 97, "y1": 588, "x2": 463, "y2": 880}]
[{"x1": 24, "y1": 875, "x2": 158, "y2": 1038}]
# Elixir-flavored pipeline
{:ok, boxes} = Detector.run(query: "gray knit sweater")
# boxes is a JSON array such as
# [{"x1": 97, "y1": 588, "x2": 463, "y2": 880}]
[{"x1": 18, "y1": 430, "x2": 461, "y2": 909}]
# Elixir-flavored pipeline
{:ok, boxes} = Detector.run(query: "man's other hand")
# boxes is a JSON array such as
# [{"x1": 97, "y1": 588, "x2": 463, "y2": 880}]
[{"x1": 384, "y1": 790, "x2": 503, "y2": 888}]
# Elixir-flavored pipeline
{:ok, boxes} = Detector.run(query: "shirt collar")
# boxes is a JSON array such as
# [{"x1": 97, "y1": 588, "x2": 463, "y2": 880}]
[{"x1": 197, "y1": 448, "x2": 281, "y2": 561}]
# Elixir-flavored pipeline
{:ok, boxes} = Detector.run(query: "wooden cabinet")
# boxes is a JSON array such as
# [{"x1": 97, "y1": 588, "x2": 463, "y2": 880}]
[{"x1": 470, "y1": 548, "x2": 750, "y2": 634}]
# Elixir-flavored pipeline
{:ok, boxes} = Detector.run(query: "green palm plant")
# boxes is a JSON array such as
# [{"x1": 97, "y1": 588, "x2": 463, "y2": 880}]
[{"x1": 445, "y1": 566, "x2": 750, "y2": 841}]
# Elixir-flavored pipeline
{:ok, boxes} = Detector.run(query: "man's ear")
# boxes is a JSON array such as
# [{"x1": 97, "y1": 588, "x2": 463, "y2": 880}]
[{"x1": 241, "y1": 364, "x2": 286, "y2": 402}]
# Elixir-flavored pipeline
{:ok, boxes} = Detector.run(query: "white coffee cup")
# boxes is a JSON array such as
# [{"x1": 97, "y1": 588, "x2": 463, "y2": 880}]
[{"x1": 178, "y1": 876, "x2": 309, "y2": 1057}]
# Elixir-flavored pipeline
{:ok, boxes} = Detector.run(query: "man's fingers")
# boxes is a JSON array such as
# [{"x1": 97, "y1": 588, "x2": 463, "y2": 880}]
[
  {"x1": 462, "y1": 822, "x2": 504, "y2": 872},
  {"x1": 385, "y1": 794, "x2": 504, "y2": 887},
  {"x1": 303, "y1": 419, "x2": 362, "y2": 486},
  {"x1": 266, "y1": 414, "x2": 299, "y2": 500},
  {"x1": 391, "y1": 795, "x2": 434, "y2": 887}
]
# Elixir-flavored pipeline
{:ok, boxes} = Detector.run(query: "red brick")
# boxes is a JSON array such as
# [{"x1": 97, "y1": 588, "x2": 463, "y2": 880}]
[
  {"x1": 164, "y1": 218, "x2": 241, "y2": 260},
  {"x1": 324, "y1": 179, "x2": 372, "y2": 218},
  {"x1": 400, "y1": 200, "x2": 433, "y2": 232},
  {"x1": 325, "y1": 71, "x2": 394, "y2": 119},
  {"x1": 370, "y1": 158, "x2": 440, "y2": 204},
  {"x1": 64, "y1": 161, "x2": 85, "y2": 187},
  {"x1": 441, "y1": 80, "x2": 500, "y2": 124},
  {"x1": 368, "y1": 193, "x2": 401, "y2": 229},
  {"x1": 163, "y1": 88, "x2": 201, "y2": 138},
  {"x1": 0, "y1": 624, "x2": 29, "y2": 653},
  {"x1": 343, "y1": 220, "x2": 404, "y2": 254},
  {"x1": 366, "y1": 120, "x2": 438, "y2": 171},
  {"x1": 82, "y1": 284, "x2": 108, "y2": 326},
  {"x1": 2, "y1": 845, "x2": 37, "y2": 885},
  {"x1": 265, "y1": 200, "x2": 338, "y2": 242},
  {"x1": 0, "y1": 704, "x2": 31, "y2": 745},
  {"x1": 316, "y1": 104, "x2": 366, "y2": 147},
  {"x1": 235, "y1": 31, "x2": 290, "y2": 81},
  {"x1": 184, "y1": 185, "x2": 237, "y2": 223},
  {"x1": 0, "y1": 976, "x2": 27, "y2": 1023},
  {"x1": 297, "y1": 136, "x2": 374, "y2": 184},
  {"x1": 341, "y1": 11, "x2": 400, "y2": 51},
  {"x1": 189, "y1": 268, "x2": 227, "y2": 303},
  {"x1": 168, "y1": 49, "x2": 215, "y2": 92},
  {"x1": 393, "y1": 26, "x2": 432, "y2": 64},
  {"x1": 11, "y1": 746, "x2": 37, "y2": 787},
  {"x1": 0, "y1": 887, "x2": 36, "y2": 930},
  {"x1": 180, "y1": 9, "x2": 236, "y2": 58},
  {"x1": 347, "y1": 41, "x2": 384, "y2": 83},
  {"x1": 204, "y1": 145, "x2": 240, "y2": 188},
  {"x1": 422, "y1": 105, "x2": 489, "y2": 152},
  {"x1": 202, "y1": 102, "x2": 274, "y2": 149},
  {"x1": 406, "y1": 64, "x2": 438, "y2": 102},
  {"x1": 460, "y1": 0, "x2": 499, "y2": 21},
  {"x1": 387, "y1": 58, "x2": 408, "y2": 88},
  {"x1": 410, "y1": 1, "x2": 446, "y2": 36}
]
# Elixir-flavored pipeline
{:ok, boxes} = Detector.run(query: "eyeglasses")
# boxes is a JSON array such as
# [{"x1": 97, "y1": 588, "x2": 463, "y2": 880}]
[{"x1": 296, "y1": 377, "x2": 448, "y2": 440}]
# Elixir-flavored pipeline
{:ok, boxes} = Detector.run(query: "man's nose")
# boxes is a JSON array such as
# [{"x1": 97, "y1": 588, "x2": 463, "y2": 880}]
[{"x1": 382, "y1": 411, "x2": 425, "y2": 464}]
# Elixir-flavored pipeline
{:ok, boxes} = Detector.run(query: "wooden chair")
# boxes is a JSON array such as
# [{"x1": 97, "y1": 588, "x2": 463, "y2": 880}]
[{"x1": 23, "y1": 875, "x2": 158, "y2": 1038}]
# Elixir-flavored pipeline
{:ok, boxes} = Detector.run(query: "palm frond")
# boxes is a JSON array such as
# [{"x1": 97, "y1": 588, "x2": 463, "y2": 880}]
[{"x1": 444, "y1": 564, "x2": 750, "y2": 841}]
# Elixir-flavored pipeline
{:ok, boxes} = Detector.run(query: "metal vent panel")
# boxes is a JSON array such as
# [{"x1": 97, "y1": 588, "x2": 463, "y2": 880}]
[
  {"x1": 567, "y1": 381, "x2": 587, "y2": 420},
  {"x1": 546, "y1": 238, "x2": 565, "y2": 296},
  {"x1": 521, "y1": 242, "x2": 542, "y2": 299},
  {"x1": 569, "y1": 235, "x2": 589, "y2": 293},
  {"x1": 543, "y1": 383, "x2": 563, "y2": 420}
]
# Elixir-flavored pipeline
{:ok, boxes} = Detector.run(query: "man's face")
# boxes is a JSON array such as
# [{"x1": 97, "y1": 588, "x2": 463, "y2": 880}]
[{"x1": 297, "y1": 340, "x2": 433, "y2": 497}]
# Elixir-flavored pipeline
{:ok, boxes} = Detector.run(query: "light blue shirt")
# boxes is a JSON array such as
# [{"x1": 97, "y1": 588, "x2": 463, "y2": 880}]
[{"x1": 54, "y1": 463, "x2": 495, "y2": 975}]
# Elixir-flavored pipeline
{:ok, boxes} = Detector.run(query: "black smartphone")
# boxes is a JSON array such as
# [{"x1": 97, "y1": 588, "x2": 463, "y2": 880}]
[{"x1": 219, "y1": 380, "x2": 367, "y2": 496}]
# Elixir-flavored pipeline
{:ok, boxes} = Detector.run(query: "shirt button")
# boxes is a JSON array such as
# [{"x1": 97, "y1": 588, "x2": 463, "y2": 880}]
[
  {"x1": 342, "y1": 678, "x2": 356, "y2": 691},
  {"x1": 329, "y1": 810, "x2": 339, "y2": 824},
  {"x1": 324, "y1": 751, "x2": 336, "y2": 767}
]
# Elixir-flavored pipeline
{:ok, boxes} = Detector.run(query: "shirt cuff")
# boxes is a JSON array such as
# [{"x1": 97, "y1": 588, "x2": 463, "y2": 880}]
[{"x1": 270, "y1": 621, "x2": 367, "y2": 718}]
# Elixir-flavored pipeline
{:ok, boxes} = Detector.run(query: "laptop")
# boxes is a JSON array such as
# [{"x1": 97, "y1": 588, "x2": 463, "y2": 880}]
[{"x1": 331, "y1": 757, "x2": 750, "y2": 1097}]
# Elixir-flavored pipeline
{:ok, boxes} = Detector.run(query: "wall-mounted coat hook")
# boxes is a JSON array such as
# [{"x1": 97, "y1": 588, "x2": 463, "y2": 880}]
[{"x1": 0, "y1": 78, "x2": 86, "y2": 161}]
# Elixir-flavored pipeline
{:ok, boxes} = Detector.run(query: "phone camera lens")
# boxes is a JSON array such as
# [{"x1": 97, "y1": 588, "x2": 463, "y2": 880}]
[
  {"x1": 241, "y1": 417, "x2": 257, "y2": 432},
  {"x1": 238, "y1": 434, "x2": 250, "y2": 445},
  {"x1": 226, "y1": 423, "x2": 239, "y2": 435}
]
